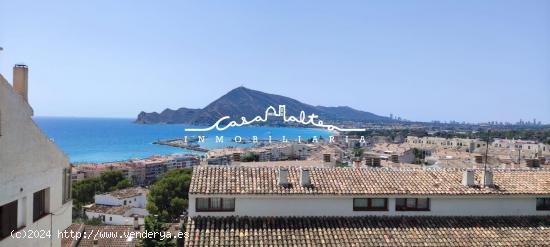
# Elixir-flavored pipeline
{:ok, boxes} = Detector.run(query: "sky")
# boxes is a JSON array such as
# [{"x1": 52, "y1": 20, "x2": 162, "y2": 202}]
[{"x1": 0, "y1": 0, "x2": 549, "y2": 123}]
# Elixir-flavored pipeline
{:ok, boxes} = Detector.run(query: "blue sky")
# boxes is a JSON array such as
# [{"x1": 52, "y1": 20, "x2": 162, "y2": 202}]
[{"x1": 1, "y1": 0, "x2": 549, "y2": 123}]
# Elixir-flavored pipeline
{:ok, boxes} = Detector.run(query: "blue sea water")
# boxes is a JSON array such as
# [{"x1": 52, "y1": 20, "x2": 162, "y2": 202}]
[{"x1": 34, "y1": 117, "x2": 330, "y2": 163}]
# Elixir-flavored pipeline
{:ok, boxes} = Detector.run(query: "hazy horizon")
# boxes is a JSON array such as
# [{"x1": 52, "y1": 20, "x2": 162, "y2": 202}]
[{"x1": 1, "y1": 0, "x2": 549, "y2": 123}]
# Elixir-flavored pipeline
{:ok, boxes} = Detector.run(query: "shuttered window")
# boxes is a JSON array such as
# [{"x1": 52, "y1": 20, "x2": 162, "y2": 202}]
[
  {"x1": 353, "y1": 198, "x2": 388, "y2": 211},
  {"x1": 396, "y1": 198, "x2": 430, "y2": 211},
  {"x1": 0, "y1": 200, "x2": 18, "y2": 239},
  {"x1": 62, "y1": 167, "x2": 72, "y2": 204},
  {"x1": 33, "y1": 189, "x2": 47, "y2": 221},
  {"x1": 196, "y1": 198, "x2": 235, "y2": 212}
]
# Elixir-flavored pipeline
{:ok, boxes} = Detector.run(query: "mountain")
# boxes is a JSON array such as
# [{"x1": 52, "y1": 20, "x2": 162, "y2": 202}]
[{"x1": 135, "y1": 87, "x2": 390, "y2": 125}]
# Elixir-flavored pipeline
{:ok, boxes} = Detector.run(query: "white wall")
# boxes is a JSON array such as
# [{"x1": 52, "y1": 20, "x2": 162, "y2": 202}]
[
  {"x1": 0, "y1": 74, "x2": 72, "y2": 247},
  {"x1": 94, "y1": 194, "x2": 146, "y2": 208},
  {"x1": 189, "y1": 194, "x2": 550, "y2": 217},
  {"x1": 85, "y1": 211, "x2": 145, "y2": 226}
]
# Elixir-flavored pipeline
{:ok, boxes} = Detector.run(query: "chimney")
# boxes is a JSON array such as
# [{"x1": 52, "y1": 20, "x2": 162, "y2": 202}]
[
  {"x1": 13, "y1": 64, "x2": 29, "y2": 102},
  {"x1": 300, "y1": 168, "x2": 311, "y2": 187},
  {"x1": 278, "y1": 168, "x2": 289, "y2": 186},
  {"x1": 354, "y1": 159, "x2": 361, "y2": 168},
  {"x1": 462, "y1": 170, "x2": 475, "y2": 187},
  {"x1": 93, "y1": 239, "x2": 99, "y2": 247},
  {"x1": 482, "y1": 170, "x2": 493, "y2": 187},
  {"x1": 133, "y1": 216, "x2": 139, "y2": 230}
]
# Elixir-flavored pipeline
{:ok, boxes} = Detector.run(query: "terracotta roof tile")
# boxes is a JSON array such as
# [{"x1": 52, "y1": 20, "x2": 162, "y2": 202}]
[
  {"x1": 100, "y1": 187, "x2": 148, "y2": 199},
  {"x1": 190, "y1": 166, "x2": 550, "y2": 195},
  {"x1": 183, "y1": 216, "x2": 550, "y2": 246}
]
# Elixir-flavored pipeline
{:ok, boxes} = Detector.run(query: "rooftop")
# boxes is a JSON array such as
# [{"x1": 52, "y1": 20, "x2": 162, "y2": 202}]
[
  {"x1": 237, "y1": 160, "x2": 329, "y2": 168},
  {"x1": 100, "y1": 187, "x2": 148, "y2": 199},
  {"x1": 183, "y1": 216, "x2": 550, "y2": 246},
  {"x1": 85, "y1": 204, "x2": 133, "y2": 215},
  {"x1": 190, "y1": 166, "x2": 550, "y2": 195},
  {"x1": 61, "y1": 224, "x2": 141, "y2": 247}
]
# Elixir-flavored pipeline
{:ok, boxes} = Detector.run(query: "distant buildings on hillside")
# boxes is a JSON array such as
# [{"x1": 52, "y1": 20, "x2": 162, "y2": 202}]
[{"x1": 72, "y1": 154, "x2": 200, "y2": 186}]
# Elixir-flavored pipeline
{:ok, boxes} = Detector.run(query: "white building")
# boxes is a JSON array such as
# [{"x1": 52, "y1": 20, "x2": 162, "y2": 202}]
[
  {"x1": 0, "y1": 65, "x2": 72, "y2": 247},
  {"x1": 85, "y1": 187, "x2": 149, "y2": 225},
  {"x1": 406, "y1": 136, "x2": 485, "y2": 153},
  {"x1": 188, "y1": 166, "x2": 550, "y2": 217},
  {"x1": 183, "y1": 166, "x2": 550, "y2": 246}
]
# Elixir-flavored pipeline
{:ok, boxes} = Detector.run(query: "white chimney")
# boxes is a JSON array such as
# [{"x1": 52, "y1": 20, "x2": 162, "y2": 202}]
[
  {"x1": 300, "y1": 168, "x2": 311, "y2": 187},
  {"x1": 13, "y1": 64, "x2": 28, "y2": 102},
  {"x1": 278, "y1": 168, "x2": 289, "y2": 186},
  {"x1": 482, "y1": 170, "x2": 494, "y2": 187},
  {"x1": 133, "y1": 216, "x2": 139, "y2": 230},
  {"x1": 462, "y1": 170, "x2": 475, "y2": 187}
]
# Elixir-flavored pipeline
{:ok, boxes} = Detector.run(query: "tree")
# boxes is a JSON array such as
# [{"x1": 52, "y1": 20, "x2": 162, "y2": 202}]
[
  {"x1": 72, "y1": 177, "x2": 102, "y2": 206},
  {"x1": 71, "y1": 170, "x2": 132, "y2": 221},
  {"x1": 100, "y1": 170, "x2": 131, "y2": 192},
  {"x1": 242, "y1": 152, "x2": 259, "y2": 162},
  {"x1": 336, "y1": 162, "x2": 349, "y2": 167},
  {"x1": 139, "y1": 216, "x2": 176, "y2": 247},
  {"x1": 147, "y1": 169, "x2": 193, "y2": 222},
  {"x1": 352, "y1": 147, "x2": 364, "y2": 157}
]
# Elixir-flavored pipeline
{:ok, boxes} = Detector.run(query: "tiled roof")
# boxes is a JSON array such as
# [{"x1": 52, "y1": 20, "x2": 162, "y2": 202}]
[
  {"x1": 183, "y1": 216, "x2": 550, "y2": 246},
  {"x1": 101, "y1": 187, "x2": 148, "y2": 199},
  {"x1": 190, "y1": 166, "x2": 550, "y2": 195},
  {"x1": 61, "y1": 224, "x2": 141, "y2": 247},
  {"x1": 86, "y1": 204, "x2": 132, "y2": 215}
]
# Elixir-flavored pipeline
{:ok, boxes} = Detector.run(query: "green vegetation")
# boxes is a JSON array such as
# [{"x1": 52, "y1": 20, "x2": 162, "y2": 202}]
[
  {"x1": 72, "y1": 170, "x2": 132, "y2": 206},
  {"x1": 412, "y1": 148, "x2": 427, "y2": 164},
  {"x1": 352, "y1": 128, "x2": 550, "y2": 144},
  {"x1": 146, "y1": 169, "x2": 193, "y2": 222},
  {"x1": 99, "y1": 171, "x2": 132, "y2": 192},
  {"x1": 83, "y1": 217, "x2": 103, "y2": 225},
  {"x1": 336, "y1": 162, "x2": 350, "y2": 167},
  {"x1": 71, "y1": 170, "x2": 131, "y2": 220},
  {"x1": 139, "y1": 216, "x2": 176, "y2": 247},
  {"x1": 352, "y1": 147, "x2": 364, "y2": 157},
  {"x1": 242, "y1": 152, "x2": 260, "y2": 162}
]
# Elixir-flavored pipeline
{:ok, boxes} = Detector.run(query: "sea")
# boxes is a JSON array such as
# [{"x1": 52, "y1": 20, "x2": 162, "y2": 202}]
[{"x1": 34, "y1": 117, "x2": 330, "y2": 163}]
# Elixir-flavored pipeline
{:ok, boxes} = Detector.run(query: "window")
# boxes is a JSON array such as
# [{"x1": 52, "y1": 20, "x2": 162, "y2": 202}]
[
  {"x1": 353, "y1": 198, "x2": 388, "y2": 211},
  {"x1": 1, "y1": 200, "x2": 18, "y2": 239},
  {"x1": 109, "y1": 217, "x2": 112, "y2": 221},
  {"x1": 33, "y1": 189, "x2": 47, "y2": 221},
  {"x1": 62, "y1": 167, "x2": 72, "y2": 204},
  {"x1": 124, "y1": 200, "x2": 127, "y2": 205},
  {"x1": 537, "y1": 198, "x2": 550, "y2": 210},
  {"x1": 196, "y1": 198, "x2": 235, "y2": 212},
  {"x1": 396, "y1": 198, "x2": 430, "y2": 211}
]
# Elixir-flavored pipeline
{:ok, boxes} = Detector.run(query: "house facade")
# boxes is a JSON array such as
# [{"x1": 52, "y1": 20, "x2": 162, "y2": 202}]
[
  {"x1": 85, "y1": 187, "x2": 149, "y2": 226},
  {"x1": 183, "y1": 166, "x2": 550, "y2": 246},
  {"x1": 0, "y1": 65, "x2": 72, "y2": 247},
  {"x1": 188, "y1": 167, "x2": 550, "y2": 217}
]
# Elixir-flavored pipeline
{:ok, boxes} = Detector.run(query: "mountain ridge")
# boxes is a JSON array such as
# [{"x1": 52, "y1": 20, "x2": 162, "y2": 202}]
[{"x1": 135, "y1": 87, "x2": 390, "y2": 125}]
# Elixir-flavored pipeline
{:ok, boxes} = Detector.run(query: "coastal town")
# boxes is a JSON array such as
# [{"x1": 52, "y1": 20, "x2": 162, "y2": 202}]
[
  {"x1": 2, "y1": 1, "x2": 550, "y2": 246},
  {"x1": 72, "y1": 132, "x2": 550, "y2": 186},
  {"x1": 2, "y1": 63, "x2": 550, "y2": 246}
]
